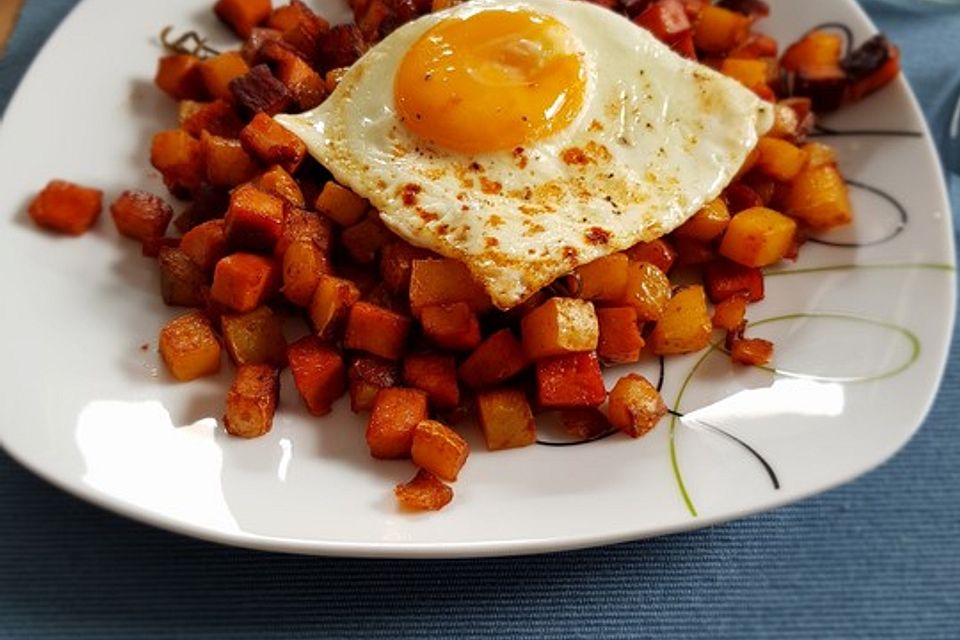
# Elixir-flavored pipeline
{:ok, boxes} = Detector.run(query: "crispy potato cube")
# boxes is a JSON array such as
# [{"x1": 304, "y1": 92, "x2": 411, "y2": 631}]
[
  {"x1": 366, "y1": 387, "x2": 429, "y2": 459},
  {"x1": 521, "y1": 297, "x2": 599, "y2": 361},
  {"x1": 648, "y1": 285, "x2": 712, "y2": 355},
  {"x1": 720, "y1": 58, "x2": 769, "y2": 95},
  {"x1": 314, "y1": 181, "x2": 368, "y2": 227},
  {"x1": 158, "y1": 247, "x2": 207, "y2": 307},
  {"x1": 210, "y1": 253, "x2": 279, "y2": 312},
  {"x1": 703, "y1": 258, "x2": 764, "y2": 303},
  {"x1": 200, "y1": 52, "x2": 250, "y2": 102},
  {"x1": 394, "y1": 469, "x2": 453, "y2": 511},
  {"x1": 403, "y1": 354, "x2": 459, "y2": 409},
  {"x1": 420, "y1": 303, "x2": 482, "y2": 351},
  {"x1": 784, "y1": 165, "x2": 853, "y2": 230},
  {"x1": 28, "y1": 180, "x2": 102, "y2": 235},
  {"x1": 275, "y1": 205, "x2": 332, "y2": 257},
  {"x1": 672, "y1": 198, "x2": 730, "y2": 243},
  {"x1": 309, "y1": 274, "x2": 361, "y2": 339},
  {"x1": 179, "y1": 99, "x2": 244, "y2": 138},
  {"x1": 282, "y1": 239, "x2": 330, "y2": 306},
  {"x1": 458, "y1": 329, "x2": 529, "y2": 389},
  {"x1": 693, "y1": 5, "x2": 750, "y2": 54},
  {"x1": 155, "y1": 54, "x2": 206, "y2": 101},
  {"x1": 159, "y1": 311, "x2": 221, "y2": 381},
  {"x1": 180, "y1": 219, "x2": 227, "y2": 273},
  {"x1": 224, "y1": 364, "x2": 279, "y2": 438},
  {"x1": 216, "y1": 0, "x2": 272, "y2": 39},
  {"x1": 273, "y1": 50, "x2": 327, "y2": 110},
  {"x1": 380, "y1": 240, "x2": 435, "y2": 294},
  {"x1": 252, "y1": 164, "x2": 304, "y2": 206},
  {"x1": 344, "y1": 301, "x2": 412, "y2": 361},
  {"x1": 240, "y1": 112, "x2": 306, "y2": 173},
  {"x1": 781, "y1": 31, "x2": 847, "y2": 111},
  {"x1": 348, "y1": 356, "x2": 398, "y2": 412},
  {"x1": 712, "y1": 294, "x2": 748, "y2": 331},
  {"x1": 730, "y1": 337, "x2": 774, "y2": 365},
  {"x1": 341, "y1": 215, "x2": 390, "y2": 265},
  {"x1": 607, "y1": 374, "x2": 667, "y2": 438},
  {"x1": 268, "y1": 0, "x2": 319, "y2": 30},
  {"x1": 719, "y1": 206, "x2": 797, "y2": 267},
  {"x1": 287, "y1": 335, "x2": 345, "y2": 415},
  {"x1": 411, "y1": 420, "x2": 469, "y2": 482},
  {"x1": 201, "y1": 132, "x2": 259, "y2": 188},
  {"x1": 150, "y1": 129, "x2": 204, "y2": 193},
  {"x1": 221, "y1": 305, "x2": 286, "y2": 366},
  {"x1": 224, "y1": 183, "x2": 285, "y2": 252},
  {"x1": 110, "y1": 190, "x2": 173, "y2": 242},
  {"x1": 754, "y1": 137, "x2": 809, "y2": 182},
  {"x1": 576, "y1": 253, "x2": 629, "y2": 302},
  {"x1": 619, "y1": 261, "x2": 671, "y2": 322},
  {"x1": 409, "y1": 258, "x2": 492, "y2": 317},
  {"x1": 623, "y1": 238, "x2": 677, "y2": 273},
  {"x1": 596, "y1": 307, "x2": 644, "y2": 364},
  {"x1": 475, "y1": 388, "x2": 536, "y2": 450},
  {"x1": 802, "y1": 142, "x2": 838, "y2": 169},
  {"x1": 535, "y1": 351, "x2": 606, "y2": 409}
]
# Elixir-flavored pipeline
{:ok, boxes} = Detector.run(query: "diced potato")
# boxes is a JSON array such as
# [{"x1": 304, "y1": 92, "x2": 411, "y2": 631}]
[
  {"x1": 315, "y1": 181, "x2": 368, "y2": 227},
  {"x1": 180, "y1": 219, "x2": 227, "y2": 273},
  {"x1": 282, "y1": 239, "x2": 330, "y2": 306},
  {"x1": 309, "y1": 274, "x2": 361, "y2": 339},
  {"x1": 596, "y1": 307, "x2": 644, "y2": 364},
  {"x1": 210, "y1": 252, "x2": 279, "y2": 313},
  {"x1": 420, "y1": 302, "x2": 482, "y2": 351},
  {"x1": 403, "y1": 354, "x2": 459, "y2": 409},
  {"x1": 341, "y1": 214, "x2": 390, "y2": 264},
  {"x1": 287, "y1": 335, "x2": 346, "y2": 415},
  {"x1": 606, "y1": 373, "x2": 667, "y2": 438},
  {"x1": 159, "y1": 311, "x2": 222, "y2": 381},
  {"x1": 720, "y1": 58, "x2": 769, "y2": 95},
  {"x1": 719, "y1": 206, "x2": 797, "y2": 267},
  {"x1": 268, "y1": 0, "x2": 319, "y2": 30},
  {"x1": 411, "y1": 420, "x2": 469, "y2": 482},
  {"x1": 366, "y1": 387, "x2": 429, "y2": 459},
  {"x1": 619, "y1": 261, "x2": 671, "y2": 322},
  {"x1": 475, "y1": 388, "x2": 536, "y2": 450},
  {"x1": 409, "y1": 258, "x2": 493, "y2": 317},
  {"x1": 179, "y1": 99, "x2": 244, "y2": 139},
  {"x1": 158, "y1": 247, "x2": 207, "y2": 307},
  {"x1": 348, "y1": 356, "x2": 398, "y2": 412},
  {"x1": 394, "y1": 469, "x2": 453, "y2": 511},
  {"x1": 521, "y1": 297, "x2": 599, "y2": 360},
  {"x1": 215, "y1": 0, "x2": 272, "y2": 39},
  {"x1": 200, "y1": 52, "x2": 250, "y2": 102},
  {"x1": 802, "y1": 142, "x2": 837, "y2": 169},
  {"x1": 380, "y1": 240, "x2": 435, "y2": 294},
  {"x1": 703, "y1": 258, "x2": 765, "y2": 303},
  {"x1": 110, "y1": 190, "x2": 173, "y2": 242},
  {"x1": 344, "y1": 301, "x2": 412, "y2": 361},
  {"x1": 754, "y1": 137, "x2": 809, "y2": 182},
  {"x1": 694, "y1": 5, "x2": 750, "y2": 54},
  {"x1": 150, "y1": 129, "x2": 204, "y2": 194},
  {"x1": 224, "y1": 183, "x2": 285, "y2": 252},
  {"x1": 712, "y1": 294, "x2": 747, "y2": 331},
  {"x1": 458, "y1": 329, "x2": 529, "y2": 389},
  {"x1": 155, "y1": 54, "x2": 206, "y2": 101},
  {"x1": 672, "y1": 198, "x2": 730, "y2": 243},
  {"x1": 622, "y1": 238, "x2": 677, "y2": 273},
  {"x1": 535, "y1": 351, "x2": 607, "y2": 409},
  {"x1": 221, "y1": 305, "x2": 286, "y2": 366},
  {"x1": 28, "y1": 180, "x2": 102, "y2": 235},
  {"x1": 239, "y1": 112, "x2": 306, "y2": 173},
  {"x1": 576, "y1": 253, "x2": 629, "y2": 302},
  {"x1": 275, "y1": 206, "x2": 332, "y2": 258},
  {"x1": 252, "y1": 164, "x2": 305, "y2": 207},
  {"x1": 201, "y1": 132, "x2": 259, "y2": 188},
  {"x1": 730, "y1": 337, "x2": 774, "y2": 365},
  {"x1": 325, "y1": 67, "x2": 349, "y2": 93},
  {"x1": 784, "y1": 165, "x2": 853, "y2": 229},
  {"x1": 648, "y1": 285, "x2": 712, "y2": 355},
  {"x1": 780, "y1": 30, "x2": 847, "y2": 111},
  {"x1": 272, "y1": 46, "x2": 327, "y2": 110},
  {"x1": 224, "y1": 364, "x2": 279, "y2": 438}
]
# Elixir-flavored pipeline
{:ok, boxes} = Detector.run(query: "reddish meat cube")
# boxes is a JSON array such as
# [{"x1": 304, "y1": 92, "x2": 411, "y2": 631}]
[
  {"x1": 240, "y1": 112, "x2": 307, "y2": 173},
  {"x1": 348, "y1": 356, "x2": 399, "y2": 412},
  {"x1": 317, "y1": 24, "x2": 368, "y2": 73},
  {"x1": 210, "y1": 252, "x2": 279, "y2": 312},
  {"x1": 180, "y1": 219, "x2": 227, "y2": 273},
  {"x1": 420, "y1": 302, "x2": 482, "y2": 351},
  {"x1": 110, "y1": 190, "x2": 173, "y2": 241},
  {"x1": 703, "y1": 258, "x2": 765, "y2": 303},
  {"x1": 224, "y1": 183, "x2": 285, "y2": 252},
  {"x1": 344, "y1": 301, "x2": 412, "y2": 361},
  {"x1": 457, "y1": 329, "x2": 530, "y2": 390},
  {"x1": 215, "y1": 0, "x2": 272, "y2": 39},
  {"x1": 403, "y1": 353, "x2": 460, "y2": 409},
  {"x1": 229, "y1": 64, "x2": 292, "y2": 116},
  {"x1": 224, "y1": 364, "x2": 280, "y2": 438},
  {"x1": 475, "y1": 388, "x2": 537, "y2": 450},
  {"x1": 155, "y1": 54, "x2": 206, "y2": 101},
  {"x1": 280, "y1": 2, "x2": 331, "y2": 62},
  {"x1": 596, "y1": 307, "x2": 645, "y2": 365},
  {"x1": 158, "y1": 247, "x2": 207, "y2": 307},
  {"x1": 394, "y1": 469, "x2": 453, "y2": 511},
  {"x1": 366, "y1": 387, "x2": 429, "y2": 459},
  {"x1": 150, "y1": 129, "x2": 204, "y2": 194},
  {"x1": 535, "y1": 351, "x2": 606, "y2": 409},
  {"x1": 28, "y1": 180, "x2": 102, "y2": 235},
  {"x1": 287, "y1": 335, "x2": 346, "y2": 416}
]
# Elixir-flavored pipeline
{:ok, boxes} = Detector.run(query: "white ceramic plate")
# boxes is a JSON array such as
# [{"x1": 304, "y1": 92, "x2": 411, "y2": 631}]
[{"x1": 0, "y1": 0, "x2": 955, "y2": 558}]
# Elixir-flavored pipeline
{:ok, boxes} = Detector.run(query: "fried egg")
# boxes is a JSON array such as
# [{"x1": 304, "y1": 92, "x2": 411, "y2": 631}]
[{"x1": 276, "y1": 0, "x2": 773, "y2": 309}]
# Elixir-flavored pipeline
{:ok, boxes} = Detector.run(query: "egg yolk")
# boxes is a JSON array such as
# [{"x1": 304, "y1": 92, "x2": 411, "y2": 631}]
[{"x1": 394, "y1": 10, "x2": 586, "y2": 154}]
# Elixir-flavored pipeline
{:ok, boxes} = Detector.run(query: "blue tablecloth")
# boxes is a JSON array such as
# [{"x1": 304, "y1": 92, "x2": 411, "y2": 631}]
[{"x1": 1, "y1": 2, "x2": 958, "y2": 638}]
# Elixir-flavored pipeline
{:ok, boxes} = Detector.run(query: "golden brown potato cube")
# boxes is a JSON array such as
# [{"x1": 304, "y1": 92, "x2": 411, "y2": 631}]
[
  {"x1": 110, "y1": 190, "x2": 174, "y2": 242},
  {"x1": 802, "y1": 142, "x2": 837, "y2": 169},
  {"x1": 221, "y1": 305, "x2": 286, "y2": 367},
  {"x1": 224, "y1": 364, "x2": 279, "y2": 438},
  {"x1": 731, "y1": 337, "x2": 774, "y2": 366},
  {"x1": 409, "y1": 258, "x2": 493, "y2": 317},
  {"x1": 201, "y1": 132, "x2": 259, "y2": 188},
  {"x1": 607, "y1": 373, "x2": 667, "y2": 438},
  {"x1": 623, "y1": 238, "x2": 677, "y2": 274},
  {"x1": 619, "y1": 261, "x2": 671, "y2": 322},
  {"x1": 411, "y1": 420, "x2": 469, "y2": 482},
  {"x1": 200, "y1": 51, "x2": 250, "y2": 102},
  {"x1": 215, "y1": 0, "x2": 272, "y2": 39},
  {"x1": 520, "y1": 297, "x2": 598, "y2": 361},
  {"x1": 178, "y1": 99, "x2": 244, "y2": 139},
  {"x1": 287, "y1": 335, "x2": 346, "y2": 416},
  {"x1": 694, "y1": 5, "x2": 750, "y2": 54},
  {"x1": 784, "y1": 165, "x2": 853, "y2": 230},
  {"x1": 348, "y1": 356, "x2": 399, "y2": 412},
  {"x1": 155, "y1": 54, "x2": 206, "y2": 101},
  {"x1": 576, "y1": 253, "x2": 629, "y2": 302},
  {"x1": 672, "y1": 198, "x2": 730, "y2": 243},
  {"x1": 403, "y1": 354, "x2": 460, "y2": 409},
  {"x1": 282, "y1": 239, "x2": 331, "y2": 307},
  {"x1": 420, "y1": 302, "x2": 482, "y2": 351},
  {"x1": 275, "y1": 206, "x2": 333, "y2": 258},
  {"x1": 380, "y1": 240, "x2": 435, "y2": 294},
  {"x1": 475, "y1": 388, "x2": 536, "y2": 451},
  {"x1": 159, "y1": 311, "x2": 222, "y2": 381},
  {"x1": 648, "y1": 285, "x2": 712, "y2": 356},
  {"x1": 224, "y1": 183, "x2": 285, "y2": 253},
  {"x1": 341, "y1": 214, "x2": 390, "y2": 265},
  {"x1": 712, "y1": 294, "x2": 748, "y2": 331},
  {"x1": 458, "y1": 329, "x2": 529, "y2": 390},
  {"x1": 719, "y1": 206, "x2": 797, "y2": 267},
  {"x1": 314, "y1": 181, "x2": 369, "y2": 227},
  {"x1": 309, "y1": 274, "x2": 361, "y2": 339},
  {"x1": 210, "y1": 252, "x2": 280, "y2": 313},
  {"x1": 158, "y1": 246, "x2": 207, "y2": 307},
  {"x1": 596, "y1": 307, "x2": 644, "y2": 364},
  {"x1": 150, "y1": 129, "x2": 204, "y2": 193},
  {"x1": 754, "y1": 137, "x2": 810, "y2": 182},
  {"x1": 239, "y1": 112, "x2": 306, "y2": 173},
  {"x1": 344, "y1": 301, "x2": 412, "y2": 361},
  {"x1": 366, "y1": 387, "x2": 429, "y2": 459},
  {"x1": 252, "y1": 164, "x2": 305, "y2": 207},
  {"x1": 28, "y1": 180, "x2": 103, "y2": 236},
  {"x1": 394, "y1": 469, "x2": 453, "y2": 511},
  {"x1": 179, "y1": 219, "x2": 227, "y2": 273}
]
